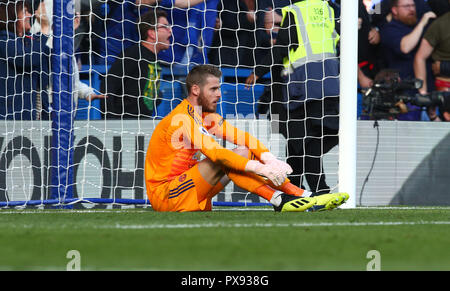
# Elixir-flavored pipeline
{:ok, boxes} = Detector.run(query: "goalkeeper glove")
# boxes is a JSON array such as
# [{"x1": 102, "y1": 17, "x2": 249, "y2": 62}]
[
  {"x1": 245, "y1": 160, "x2": 287, "y2": 186},
  {"x1": 260, "y1": 152, "x2": 293, "y2": 176}
]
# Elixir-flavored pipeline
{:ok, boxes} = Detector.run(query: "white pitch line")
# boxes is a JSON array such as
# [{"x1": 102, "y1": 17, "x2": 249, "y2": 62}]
[
  {"x1": 100, "y1": 221, "x2": 450, "y2": 230},
  {"x1": 1, "y1": 206, "x2": 450, "y2": 214}
]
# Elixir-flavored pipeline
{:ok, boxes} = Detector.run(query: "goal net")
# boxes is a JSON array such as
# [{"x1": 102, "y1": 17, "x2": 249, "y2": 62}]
[{"x1": 0, "y1": 0, "x2": 357, "y2": 209}]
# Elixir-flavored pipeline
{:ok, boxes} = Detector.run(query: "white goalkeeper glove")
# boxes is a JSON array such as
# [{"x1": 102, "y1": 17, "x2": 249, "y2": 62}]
[
  {"x1": 260, "y1": 152, "x2": 293, "y2": 176},
  {"x1": 245, "y1": 160, "x2": 287, "y2": 186}
]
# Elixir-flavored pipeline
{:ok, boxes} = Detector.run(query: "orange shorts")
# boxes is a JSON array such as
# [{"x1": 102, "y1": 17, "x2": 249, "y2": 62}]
[{"x1": 146, "y1": 164, "x2": 224, "y2": 212}]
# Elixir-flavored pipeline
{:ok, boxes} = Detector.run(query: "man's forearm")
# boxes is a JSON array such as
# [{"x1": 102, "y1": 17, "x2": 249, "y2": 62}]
[
  {"x1": 414, "y1": 56, "x2": 428, "y2": 93},
  {"x1": 400, "y1": 22, "x2": 426, "y2": 54}
]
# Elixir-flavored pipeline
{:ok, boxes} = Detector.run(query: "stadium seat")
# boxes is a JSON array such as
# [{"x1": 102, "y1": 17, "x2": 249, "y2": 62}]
[{"x1": 218, "y1": 83, "x2": 265, "y2": 117}]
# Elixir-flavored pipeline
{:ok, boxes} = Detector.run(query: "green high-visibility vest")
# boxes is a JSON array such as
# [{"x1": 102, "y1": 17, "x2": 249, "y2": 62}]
[{"x1": 281, "y1": 0, "x2": 339, "y2": 74}]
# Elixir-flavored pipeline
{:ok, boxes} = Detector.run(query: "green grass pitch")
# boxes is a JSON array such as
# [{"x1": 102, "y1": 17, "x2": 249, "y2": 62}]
[{"x1": 0, "y1": 206, "x2": 449, "y2": 271}]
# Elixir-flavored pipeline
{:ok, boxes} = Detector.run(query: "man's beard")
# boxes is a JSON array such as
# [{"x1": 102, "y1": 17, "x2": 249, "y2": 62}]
[
  {"x1": 198, "y1": 91, "x2": 216, "y2": 113},
  {"x1": 399, "y1": 13, "x2": 418, "y2": 26}
]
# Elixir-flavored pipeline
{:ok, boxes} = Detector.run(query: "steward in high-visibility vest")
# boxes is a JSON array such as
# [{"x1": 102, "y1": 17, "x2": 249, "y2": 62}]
[
  {"x1": 281, "y1": 0, "x2": 339, "y2": 74},
  {"x1": 280, "y1": 0, "x2": 340, "y2": 110},
  {"x1": 246, "y1": 0, "x2": 341, "y2": 195}
]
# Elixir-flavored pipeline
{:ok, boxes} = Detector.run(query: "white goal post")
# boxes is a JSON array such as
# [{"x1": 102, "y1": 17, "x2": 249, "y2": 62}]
[{"x1": 339, "y1": 0, "x2": 358, "y2": 208}]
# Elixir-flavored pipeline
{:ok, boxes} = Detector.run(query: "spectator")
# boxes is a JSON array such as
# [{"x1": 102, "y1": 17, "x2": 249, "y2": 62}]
[
  {"x1": 371, "y1": 0, "x2": 431, "y2": 29},
  {"x1": 245, "y1": 0, "x2": 340, "y2": 195},
  {"x1": 0, "y1": 0, "x2": 51, "y2": 120},
  {"x1": 414, "y1": 10, "x2": 450, "y2": 121},
  {"x1": 101, "y1": 9, "x2": 172, "y2": 119},
  {"x1": 379, "y1": 0, "x2": 436, "y2": 120},
  {"x1": 30, "y1": 0, "x2": 107, "y2": 113},
  {"x1": 253, "y1": 0, "x2": 291, "y2": 65},
  {"x1": 358, "y1": 0, "x2": 383, "y2": 89},
  {"x1": 158, "y1": 0, "x2": 219, "y2": 67},
  {"x1": 208, "y1": 0, "x2": 257, "y2": 67},
  {"x1": 92, "y1": 0, "x2": 211, "y2": 66}
]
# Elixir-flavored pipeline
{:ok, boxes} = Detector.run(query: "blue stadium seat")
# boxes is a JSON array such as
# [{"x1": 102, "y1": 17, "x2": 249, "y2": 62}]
[
  {"x1": 218, "y1": 83, "x2": 265, "y2": 118},
  {"x1": 154, "y1": 80, "x2": 185, "y2": 119}
]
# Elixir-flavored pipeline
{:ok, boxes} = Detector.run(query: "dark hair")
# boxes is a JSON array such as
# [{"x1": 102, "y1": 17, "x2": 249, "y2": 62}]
[
  {"x1": 138, "y1": 8, "x2": 168, "y2": 40},
  {"x1": 389, "y1": 0, "x2": 400, "y2": 9},
  {"x1": 185, "y1": 64, "x2": 222, "y2": 94},
  {"x1": 0, "y1": 0, "x2": 29, "y2": 34},
  {"x1": 374, "y1": 68, "x2": 401, "y2": 84}
]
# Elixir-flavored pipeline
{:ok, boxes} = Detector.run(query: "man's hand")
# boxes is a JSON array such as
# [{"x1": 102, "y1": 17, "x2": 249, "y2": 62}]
[
  {"x1": 419, "y1": 11, "x2": 437, "y2": 27},
  {"x1": 260, "y1": 152, "x2": 293, "y2": 176},
  {"x1": 35, "y1": 1, "x2": 50, "y2": 35},
  {"x1": 244, "y1": 73, "x2": 258, "y2": 89},
  {"x1": 88, "y1": 94, "x2": 108, "y2": 101},
  {"x1": 245, "y1": 160, "x2": 288, "y2": 186},
  {"x1": 358, "y1": 72, "x2": 374, "y2": 88},
  {"x1": 368, "y1": 27, "x2": 380, "y2": 45}
]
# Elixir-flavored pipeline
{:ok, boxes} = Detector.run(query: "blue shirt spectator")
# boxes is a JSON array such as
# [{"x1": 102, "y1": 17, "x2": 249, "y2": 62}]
[
  {"x1": 93, "y1": 0, "x2": 174, "y2": 65},
  {"x1": 158, "y1": 0, "x2": 219, "y2": 66},
  {"x1": 0, "y1": 1, "x2": 51, "y2": 120},
  {"x1": 93, "y1": 0, "x2": 217, "y2": 66},
  {"x1": 380, "y1": 0, "x2": 436, "y2": 120},
  {"x1": 381, "y1": 19, "x2": 418, "y2": 81}
]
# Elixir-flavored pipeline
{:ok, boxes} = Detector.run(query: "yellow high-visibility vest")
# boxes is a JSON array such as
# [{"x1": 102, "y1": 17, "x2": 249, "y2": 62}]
[{"x1": 281, "y1": 0, "x2": 339, "y2": 74}]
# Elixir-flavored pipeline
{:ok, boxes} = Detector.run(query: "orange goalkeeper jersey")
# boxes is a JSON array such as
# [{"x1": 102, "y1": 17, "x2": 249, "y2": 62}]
[{"x1": 144, "y1": 99, "x2": 269, "y2": 189}]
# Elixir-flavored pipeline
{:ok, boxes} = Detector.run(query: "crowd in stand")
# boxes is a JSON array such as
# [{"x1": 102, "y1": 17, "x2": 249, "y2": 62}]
[{"x1": 0, "y1": 0, "x2": 449, "y2": 121}]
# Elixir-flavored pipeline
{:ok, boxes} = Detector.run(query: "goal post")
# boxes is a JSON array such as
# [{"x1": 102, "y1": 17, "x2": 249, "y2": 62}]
[
  {"x1": 338, "y1": 0, "x2": 358, "y2": 208},
  {"x1": 50, "y1": 0, "x2": 75, "y2": 207}
]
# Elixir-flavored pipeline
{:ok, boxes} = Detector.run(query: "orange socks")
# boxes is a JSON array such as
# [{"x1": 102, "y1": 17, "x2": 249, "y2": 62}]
[
  {"x1": 223, "y1": 151, "x2": 305, "y2": 203},
  {"x1": 253, "y1": 185, "x2": 278, "y2": 202},
  {"x1": 278, "y1": 180, "x2": 305, "y2": 197},
  {"x1": 225, "y1": 170, "x2": 278, "y2": 202}
]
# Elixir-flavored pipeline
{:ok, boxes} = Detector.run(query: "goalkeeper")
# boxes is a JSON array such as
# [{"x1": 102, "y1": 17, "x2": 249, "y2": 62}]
[{"x1": 144, "y1": 65, "x2": 348, "y2": 212}]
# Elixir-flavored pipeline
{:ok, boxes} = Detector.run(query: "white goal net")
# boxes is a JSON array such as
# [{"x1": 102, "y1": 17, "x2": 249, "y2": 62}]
[{"x1": 0, "y1": 0, "x2": 357, "y2": 209}]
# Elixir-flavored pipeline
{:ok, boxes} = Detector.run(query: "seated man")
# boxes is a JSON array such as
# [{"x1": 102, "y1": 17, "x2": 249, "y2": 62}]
[
  {"x1": 380, "y1": 0, "x2": 436, "y2": 120},
  {"x1": 102, "y1": 9, "x2": 172, "y2": 119},
  {"x1": 144, "y1": 64, "x2": 349, "y2": 212}
]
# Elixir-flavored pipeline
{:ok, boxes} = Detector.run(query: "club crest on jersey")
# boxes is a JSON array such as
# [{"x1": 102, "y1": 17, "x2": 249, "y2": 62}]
[{"x1": 178, "y1": 174, "x2": 187, "y2": 182}]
